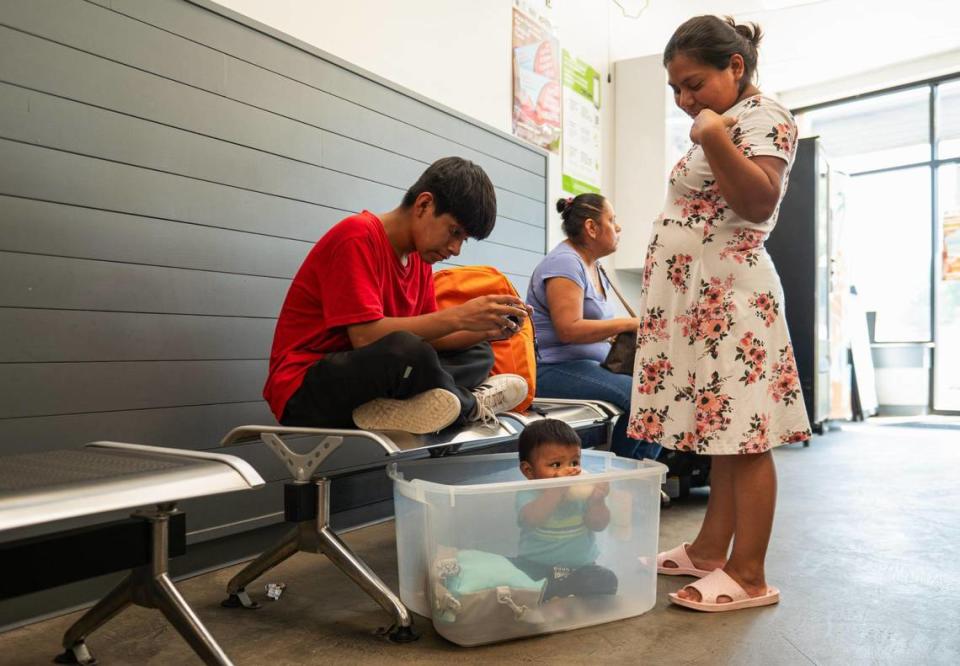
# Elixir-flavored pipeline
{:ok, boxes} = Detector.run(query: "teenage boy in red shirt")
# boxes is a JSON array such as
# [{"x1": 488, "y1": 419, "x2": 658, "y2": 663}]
[{"x1": 263, "y1": 157, "x2": 530, "y2": 434}]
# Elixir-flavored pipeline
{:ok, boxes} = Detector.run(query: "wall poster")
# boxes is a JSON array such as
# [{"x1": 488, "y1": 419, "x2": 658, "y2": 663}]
[
  {"x1": 511, "y1": 1, "x2": 561, "y2": 152},
  {"x1": 561, "y1": 50, "x2": 601, "y2": 195},
  {"x1": 943, "y1": 212, "x2": 960, "y2": 281}
]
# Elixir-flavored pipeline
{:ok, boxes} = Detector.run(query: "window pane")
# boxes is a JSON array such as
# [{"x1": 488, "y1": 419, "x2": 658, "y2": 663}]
[
  {"x1": 799, "y1": 87, "x2": 931, "y2": 173},
  {"x1": 845, "y1": 166, "x2": 932, "y2": 341},
  {"x1": 936, "y1": 79, "x2": 960, "y2": 160},
  {"x1": 935, "y1": 163, "x2": 960, "y2": 410}
]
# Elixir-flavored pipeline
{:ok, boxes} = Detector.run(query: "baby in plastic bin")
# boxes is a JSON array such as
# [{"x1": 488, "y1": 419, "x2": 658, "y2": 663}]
[{"x1": 513, "y1": 419, "x2": 618, "y2": 600}]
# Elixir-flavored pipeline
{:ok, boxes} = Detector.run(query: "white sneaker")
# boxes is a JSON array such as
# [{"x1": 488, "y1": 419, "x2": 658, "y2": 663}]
[
  {"x1": 352, "y1": 388, "x2": 460, "y2": 434},
  {"x1": 468, "y1": 374, "x2": 529, "y2": 428}
]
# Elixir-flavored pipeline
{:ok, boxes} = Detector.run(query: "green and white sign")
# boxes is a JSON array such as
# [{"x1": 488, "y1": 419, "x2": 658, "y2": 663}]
[{"x1": 561, "y1": 50, "x2": 601, "y2": 195}]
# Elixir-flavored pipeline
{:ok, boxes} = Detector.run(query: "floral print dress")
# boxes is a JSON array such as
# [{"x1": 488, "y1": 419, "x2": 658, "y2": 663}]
[{"x1": 626, "y1": 94, "x2": 811, "y2": 455}]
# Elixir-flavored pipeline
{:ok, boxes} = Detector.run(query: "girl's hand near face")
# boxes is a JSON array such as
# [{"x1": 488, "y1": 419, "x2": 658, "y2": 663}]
[{"x1": 690, "y1": 109, "x2": 737, "y2": 145}]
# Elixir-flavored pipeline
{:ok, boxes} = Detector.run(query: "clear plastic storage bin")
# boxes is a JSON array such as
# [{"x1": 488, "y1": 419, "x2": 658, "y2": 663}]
[{"x1": 388, "y1": 451, "x2": 666, "y2": 646}]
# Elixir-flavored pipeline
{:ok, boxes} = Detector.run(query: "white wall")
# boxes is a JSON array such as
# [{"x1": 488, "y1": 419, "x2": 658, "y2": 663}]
[
  {"x1": 214, "y1": 0, "x2": 514, "y2": 132},
  {"x1": 605, "y1": 0, "x2": 960, "y2": 100},
  {"x1": 210, "y1": 0, "x2": 960, "y2": 307},
  {"x1": 214, "y1": 0, "x2": 623, "y2": 258},
  {"x1": 779, "y1": 48, "x2": 960, "y2": 110},
  {"x1": 214, "y1": 0, "x2": 960, "y2": 127},
  {"x1": 612, "y1": 54, "x2": 670, "y2": 277}
]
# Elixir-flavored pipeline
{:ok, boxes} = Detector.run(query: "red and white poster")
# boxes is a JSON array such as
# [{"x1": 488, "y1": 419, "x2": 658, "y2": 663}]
[
  {"x1": 944, "y1": 213, "x2": 960, "y2": 281},
  {"x1": 512, "y1": 3, "x2": 561, "y2": 152}
]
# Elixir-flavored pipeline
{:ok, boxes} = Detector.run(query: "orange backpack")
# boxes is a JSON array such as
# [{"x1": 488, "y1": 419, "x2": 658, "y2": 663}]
[{"x1": 433, "y1": 265, "x2": 537, "y2": 412}]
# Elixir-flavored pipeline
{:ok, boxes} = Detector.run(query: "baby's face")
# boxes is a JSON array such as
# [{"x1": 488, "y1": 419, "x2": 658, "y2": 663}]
[{"x1": 521, "y1": 443, "x2": 582, "y2": 479}]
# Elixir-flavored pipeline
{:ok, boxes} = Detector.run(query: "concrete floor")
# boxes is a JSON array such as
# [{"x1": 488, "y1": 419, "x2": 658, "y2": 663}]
[{"x1": 2, "y1": 421, "x2": 959, "y2": 665}]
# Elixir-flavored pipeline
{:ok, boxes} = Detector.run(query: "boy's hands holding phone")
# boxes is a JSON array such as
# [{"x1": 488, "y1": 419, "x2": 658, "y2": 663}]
[{"x1": 455, "y1": 295, "x2": 532, "y2": 341}]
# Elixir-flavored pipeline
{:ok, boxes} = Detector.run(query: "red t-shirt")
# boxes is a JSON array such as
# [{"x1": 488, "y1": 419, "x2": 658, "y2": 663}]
[{"x1": 263, "y1": 211, "x2": 438, "y2": 420}]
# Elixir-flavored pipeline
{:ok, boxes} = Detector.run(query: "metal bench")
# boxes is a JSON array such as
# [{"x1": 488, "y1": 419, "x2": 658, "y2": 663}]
[
  {"x1": 0, "y1": 442, "x2": 264, "y2": 666},
  {"x1": 501, "y1": 397, "x2": 622, "y2": 445},
  {"x1": 216, "y1": 398, "x2": 621, "y2": 642}
]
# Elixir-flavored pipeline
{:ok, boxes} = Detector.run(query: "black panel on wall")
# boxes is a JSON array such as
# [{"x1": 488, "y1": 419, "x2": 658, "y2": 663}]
[
  {"x1": 765, "y1": 137, "x2": 819, "y2": 427},
  {"x1": 0, "y1": 0, "x2": 547, "y2": 550}
]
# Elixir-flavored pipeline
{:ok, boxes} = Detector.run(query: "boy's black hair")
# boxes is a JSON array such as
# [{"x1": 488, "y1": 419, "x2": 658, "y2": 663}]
[
  {"x1": 518, "y1": 419, "x2": 582, "y2": 463},
  {"x1": 401, "y1": 156, "x2": 497, "y2": 240}
]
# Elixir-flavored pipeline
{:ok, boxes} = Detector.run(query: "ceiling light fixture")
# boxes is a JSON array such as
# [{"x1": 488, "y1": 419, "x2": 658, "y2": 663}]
[{"x1": 612, "y1": 0, "x2": 649, "y2": 19}]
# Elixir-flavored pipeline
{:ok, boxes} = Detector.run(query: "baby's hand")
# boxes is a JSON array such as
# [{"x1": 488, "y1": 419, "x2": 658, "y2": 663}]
[
  {"x1": 589, "y1": 482, "x2": 610, "y2": 501},
  {"x1": 566, "y1": 483, "x2": 594, "y2": 501}
]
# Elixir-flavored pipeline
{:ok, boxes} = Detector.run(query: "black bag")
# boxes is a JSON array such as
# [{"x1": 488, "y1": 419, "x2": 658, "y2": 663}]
[
  {"x1": 602, "y1": 331, "x2": 638, "y2": 375},
  {"x1": 659, "y1": 449, "x2": 712, "y2": 498},
  {"x1": 597, "y1": 264, "x2": 638, "y2": 376}
]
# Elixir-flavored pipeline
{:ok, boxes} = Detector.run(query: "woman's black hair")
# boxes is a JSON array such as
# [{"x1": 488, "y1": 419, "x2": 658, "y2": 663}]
[
  {"x1": 401, "y1": 156, "x2": 497, "y2": 240},
  {"x1": 518, "y1": 419, "x2": 582, "y2": 463},
  {"x1": 663, "y1": 15, "x2": 763, "y2": 93},
  {"x1": 556, "y1": 193, "x2": 607, "y2": 243}
]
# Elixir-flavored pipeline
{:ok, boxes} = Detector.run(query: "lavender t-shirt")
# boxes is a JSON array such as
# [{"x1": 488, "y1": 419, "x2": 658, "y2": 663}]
[{"x1": 527, "y1": 242, "x2": 615, "y2": 364}]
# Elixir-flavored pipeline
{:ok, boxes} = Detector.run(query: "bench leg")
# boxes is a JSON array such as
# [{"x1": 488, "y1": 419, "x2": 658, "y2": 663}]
[
  {"x1": 57, "y1": 575, "x2": 134, "y2": 664},
  {"x1": 219, "y1": 478, "x2": 417, "y2": 641},
  {"x1": 152, "y1": 572, "x2": 233, "y2": 665},
  {"x1": 222, "y1": 526, "x2": 300, "y2": 608},
  {"x1": 310, "y1": 475, "x2": 416, "y2": 642},
  {"x1": 315, "y1": 524, "x2": 417, "y2": 642},
  {"x1": 57, "y1": 505, "x2": 234, "y2": 666}
]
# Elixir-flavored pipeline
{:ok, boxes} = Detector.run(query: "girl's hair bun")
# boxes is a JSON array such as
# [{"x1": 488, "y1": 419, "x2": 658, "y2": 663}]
[
  {"x1": 725, "y1": 17, "x2": 763, "y2": 47},
  {"x1": 557, "y1": 193, "x2": 607, "y2": 243}
]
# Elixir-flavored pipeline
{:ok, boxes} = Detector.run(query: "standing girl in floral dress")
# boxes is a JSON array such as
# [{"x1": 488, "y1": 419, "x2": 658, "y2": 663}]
[{"x1": 626, "y1": 16, "x2": 811, "y2": 612}]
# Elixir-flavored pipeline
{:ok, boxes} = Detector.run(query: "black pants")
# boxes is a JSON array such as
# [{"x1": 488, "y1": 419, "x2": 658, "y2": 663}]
[
  {"x1": 510, "y1": 559, "x2": 619, "y2": 600},
  {"x1": 281, "y1": 331, "x2": 495, "y2": 428}
]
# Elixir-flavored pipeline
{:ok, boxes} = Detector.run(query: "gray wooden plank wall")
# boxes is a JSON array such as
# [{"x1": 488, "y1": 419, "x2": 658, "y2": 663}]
[{"x1": 0, "y1": 0, "x2": 547, "y2": 544}]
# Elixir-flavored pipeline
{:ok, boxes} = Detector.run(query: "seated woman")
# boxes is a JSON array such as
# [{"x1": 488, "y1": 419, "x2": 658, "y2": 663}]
[{"x1": 527, "y1": 194, "x2": 660, "y2": 460}]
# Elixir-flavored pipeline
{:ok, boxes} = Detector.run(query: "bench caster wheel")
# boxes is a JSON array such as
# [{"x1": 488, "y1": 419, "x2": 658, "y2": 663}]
[
  {"x1": 387, "y1": 625, "x2": 419, "y2": 643},
  {"x1": 221, "y1": 589, "x2": 260, "y2": 609},
  {"x1": 54, "y1": 641, "x2": 97, "y2": 665}
]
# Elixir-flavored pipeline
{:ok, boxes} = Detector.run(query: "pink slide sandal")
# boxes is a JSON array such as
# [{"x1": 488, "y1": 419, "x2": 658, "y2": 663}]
[
  {"x1": 669, "y1": 569, "x2": 780, "y2": 612},
  {"x1": 657, "y1": 543, "x2": 713, "y2": 578}
]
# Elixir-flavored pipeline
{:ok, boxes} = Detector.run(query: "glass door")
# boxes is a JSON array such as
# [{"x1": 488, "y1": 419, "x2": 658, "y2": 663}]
[
  {"x1": 935, "y1": 163, "x2": 960, "y2": 410},
  {"x1": 845, "y1": 166, "x2": 932, "y2": 342},
  {"x1": 796, "y1": 76, "x2": 960, "y2": 414}
]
